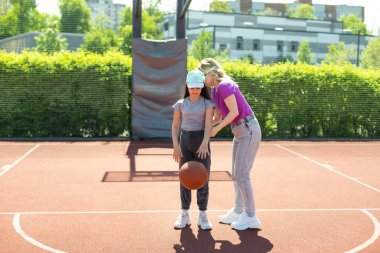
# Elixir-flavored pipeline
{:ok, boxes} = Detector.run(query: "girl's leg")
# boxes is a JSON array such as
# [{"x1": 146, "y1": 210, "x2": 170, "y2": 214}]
[
  {"x1": 179, "y1": 130, "x2": 194, "y2": 210},
  {"x1": 196, "y1": 148, "x2": 210, "y2": 211}
]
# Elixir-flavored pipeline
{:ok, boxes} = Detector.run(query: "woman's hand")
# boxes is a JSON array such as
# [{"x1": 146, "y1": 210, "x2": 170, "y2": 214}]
[
  {"x1": 210, "y1": 126, "x2": 219, "y2": 138},
  {"x1": 173, "y1": 145, "x2": 182, "y2": 163},
  {"x1": 196, "y1": 142, "x2": 210, "y2": 159}
]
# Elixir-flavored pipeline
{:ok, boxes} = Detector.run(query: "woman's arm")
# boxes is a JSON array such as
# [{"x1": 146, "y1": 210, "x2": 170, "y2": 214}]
[
  {"x1": 196, "y1": 107, "x2": 213, "y2": 159},
  {"x1": 171, "y1": 110, "x2": 182, "y2": 163},
  {"x1": 212, "y1": 108, "x2": 222, "y2": 126},
  {"x1": 211, "y1": 94, "x2": 239, "y2": 137}
]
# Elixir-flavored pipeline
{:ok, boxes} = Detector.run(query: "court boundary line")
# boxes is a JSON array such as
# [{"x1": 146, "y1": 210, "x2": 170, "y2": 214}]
[
  {"x1": 13, "y1": 213, "x2": 65, "y2": 253},
  {"x1": 275, "y1": 144, "x2": 380, "y2": 193},
  {"x1": 345, "y1": 209, "x2": 380, "y2": 253},
  {"x1": 0, "y1": 144, "x2": 40, "y2": 177},
  {"x1": 1, "y1": 208, "x2": 380, "y2": 216},
  {"x1": 8, "y1": 208, "x2": 380, "y2": 253}
]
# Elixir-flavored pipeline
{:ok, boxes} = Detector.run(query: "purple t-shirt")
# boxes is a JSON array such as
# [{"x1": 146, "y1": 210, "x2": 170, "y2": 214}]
[{"x1": 211, "y1": 80, "x2": 253, "y2": 125}]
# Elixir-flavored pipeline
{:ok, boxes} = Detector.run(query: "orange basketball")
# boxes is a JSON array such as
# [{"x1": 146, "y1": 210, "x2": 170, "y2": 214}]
[{"x1": 179, "y1": 161, "x2": 208, "y2": 190}]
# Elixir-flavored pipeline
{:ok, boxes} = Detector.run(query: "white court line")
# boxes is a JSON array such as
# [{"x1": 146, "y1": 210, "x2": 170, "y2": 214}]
[
  {"x1": 13, "y1": 213, "x2": 66, "y2": 253},
  {"x1": 345, "y1": 209, "x2": 380, "y2": 253},
  {"x1": 275, "y1": 144, "x2": 380, "y2": 193},
  {"x1": 8, "y1": 208, "x2": 380, "y2": 253},
  {"x1": 0, "y1": 144, "x2": 40, "y2": 177},
  {"x1": 1, "y1": 208, "x2": 380, "y2": 216}
]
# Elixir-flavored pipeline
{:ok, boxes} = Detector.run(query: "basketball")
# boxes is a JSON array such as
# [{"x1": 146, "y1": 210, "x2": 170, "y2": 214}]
[{"x1": 179, "y1": 161, "x2": 208, "y2": 190}]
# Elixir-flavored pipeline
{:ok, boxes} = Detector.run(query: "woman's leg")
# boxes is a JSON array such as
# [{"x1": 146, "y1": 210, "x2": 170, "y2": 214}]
[
  {"x1": 232, "y1": 118, "x2": 261, "y2": 215},
  {"x1": 232, "y1": 137, "x2": 244, "y2": 214}
]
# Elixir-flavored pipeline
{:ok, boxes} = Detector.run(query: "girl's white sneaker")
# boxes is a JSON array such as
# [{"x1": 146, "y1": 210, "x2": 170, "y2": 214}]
[{"x1": 174, "y1": 211, "x2": 191, "y2": 229}]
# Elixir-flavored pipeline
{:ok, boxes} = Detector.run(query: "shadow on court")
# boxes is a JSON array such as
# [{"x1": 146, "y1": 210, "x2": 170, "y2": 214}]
[
  {"x1": 101, "y1": 140, "x2": 232, "y2": 182},
  {"x1": 173, "y1": 227, "x2": 273, "y2": 253}
]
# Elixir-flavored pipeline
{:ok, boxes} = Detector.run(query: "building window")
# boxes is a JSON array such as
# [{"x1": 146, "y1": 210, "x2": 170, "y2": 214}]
[
  {"x1": 277, "y1": 41, "x2": 284, "y2": 52},
  {"x1": 219, "y1": 44, "x2": 227, "y2": 51},
  {"x1": 164, "y1": 22, "x2": 169, "y2": 31},
  {"x1": 236, "y1": 36, "x2": 243, "y2": 50},
  {"x1": 253, "y1": 39, "x2": 260, "y2": 51},
  {"x1": 291, "y1": 41, "x2": 298, "y2": 52}
]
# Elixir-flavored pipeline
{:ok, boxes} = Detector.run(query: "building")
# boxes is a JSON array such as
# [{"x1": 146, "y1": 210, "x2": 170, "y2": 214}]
[
  {"x1": 163, "y1": 10, "x2": 373, "y2": 64},
  {"x1": 0, "y1": 32, "x2": 85, "y2": 53},
  {"x1": 230, "y1": 0, "x2": 364, "y2": 22},
  {"x1": 85, "y1": 0, "x2": 126, "y2": 30}
]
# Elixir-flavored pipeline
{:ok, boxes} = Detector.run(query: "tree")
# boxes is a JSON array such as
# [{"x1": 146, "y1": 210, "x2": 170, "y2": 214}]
[
  {"x1": 11, "y1": 0, "x2": 37, "y2": 34},
  {"x1": 0, "y1": 7, "x2": 18, "y2": 39},
  {"x1": 288, "y1": 4, "x2": 317, "y2": 20},
  {"x1": 31, "y1": 13, "x2": 60, "y2": 32},
  {"x1": 210, "y1": 0, "x2": 233, "y2": 13},
  {"x1": 119, "y1": 25, "x2": 132, "y2": 55},
  {"x1": 119, "y1": 5, "x2": 163, "y2": 40},
  {"x1": 323, "y1": 41, "x2": 355, "y2": 65},
  {"x1": 0, "y1": 0, "x2": 46, "y2": 39},
  {"x1": 0, "y1": 0, "x2": 11, "y2": 15},
  {"x1": 59, "y1": 0, "x2": 90, "y2": 33},
  {"x1": 81, "y1": 14, "x2": 118, "y2": 54},
  {"x1": 339, "y1": 14, "x2": 368, "y2": 35},
  {"x1": 256, "y1": 7, "x2": 277, "y2": 16},
  {"x1": 142, "y1": 0, "x2": 164, "y2": 39},
  {"x1": 360, "y1": 37, "x2": 380, "y2": 69},
  {"x1": 188, "y1": 30, "x2": 216, "y2": 60},
  {"x1": 35, "y1": 22, "x2": 68, "y2": 54},
  {"x1": 297, "y1": 40, "x2": 314, "y2": 64}
]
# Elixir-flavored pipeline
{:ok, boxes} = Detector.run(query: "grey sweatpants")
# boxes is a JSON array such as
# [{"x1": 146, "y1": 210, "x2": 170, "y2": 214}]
[
  {"x1": 231, "y1": 117, "x2": 261, "y2": 215},
  {"x1": 179, "y1": 130, "x2": 211, "y2": 211}
]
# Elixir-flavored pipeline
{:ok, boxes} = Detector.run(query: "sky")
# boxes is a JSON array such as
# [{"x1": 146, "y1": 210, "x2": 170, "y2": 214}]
[{"x1": 36, "y1": 0, "x2": 379, "y2": 35}]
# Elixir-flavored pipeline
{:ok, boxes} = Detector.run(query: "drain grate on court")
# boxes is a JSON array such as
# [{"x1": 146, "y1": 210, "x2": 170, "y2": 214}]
[{"x1": 102, "y1": 171, "x2": 232, "y2": 182}]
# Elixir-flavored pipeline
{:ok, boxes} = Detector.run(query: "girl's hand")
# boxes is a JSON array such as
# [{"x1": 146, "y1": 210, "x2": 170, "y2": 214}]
[
  {"x1": 196, "y1": 142, "x2": 210, "y2": 159},
  {"x1": 173, "y1": 146, "x2": 182, "y2": 163}
]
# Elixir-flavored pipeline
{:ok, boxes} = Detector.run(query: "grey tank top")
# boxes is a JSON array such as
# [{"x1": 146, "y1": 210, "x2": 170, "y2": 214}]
[{"x1": 172, "y1": 97, "x2": 214, "y2": 131}]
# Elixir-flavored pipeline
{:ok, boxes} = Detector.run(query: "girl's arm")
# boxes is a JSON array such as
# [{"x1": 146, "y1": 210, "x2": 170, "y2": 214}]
[
  {"x1": 211, "y1": 94, "x2": 239, "y2": 137},
  {"x1": 172, "y1": 110, "x2": 182, "y2": 163},
  {"x1": 196, "y1": 107, "x2": 213, "y2": 159}
]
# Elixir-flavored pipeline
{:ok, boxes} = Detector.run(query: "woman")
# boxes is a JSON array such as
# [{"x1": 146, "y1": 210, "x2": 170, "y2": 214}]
[
  {"x1": 198, "y1": 58, "x2": 262, "y2": 230},
  {"x1": 172, "y1": 69, "x2": 214, "y2": 230}
]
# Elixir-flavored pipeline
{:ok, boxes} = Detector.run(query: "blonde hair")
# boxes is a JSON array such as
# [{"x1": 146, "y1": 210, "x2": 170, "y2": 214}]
[{"x1": 197, "y1": 58, "x2": 231, "y2": 82}]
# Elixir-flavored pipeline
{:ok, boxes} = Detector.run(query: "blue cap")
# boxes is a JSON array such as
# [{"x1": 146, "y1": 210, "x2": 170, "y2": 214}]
[{"x1": 186, "y1": 69, "x2": 205, "y2": 88}]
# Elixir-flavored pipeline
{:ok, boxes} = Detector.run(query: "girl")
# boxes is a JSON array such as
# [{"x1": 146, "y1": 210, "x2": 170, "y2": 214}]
[
  {"x1": 198, "y1": 58, "x2": 262, "y2": 231},
  {"x1": 172, "y1": 69, "x2": 214, "y2": 230}
]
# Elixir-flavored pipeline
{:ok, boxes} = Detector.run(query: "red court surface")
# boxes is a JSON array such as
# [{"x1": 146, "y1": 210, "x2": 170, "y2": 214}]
[{"x1": 0, "y1": 141, "x2": 379, "y2": 253}]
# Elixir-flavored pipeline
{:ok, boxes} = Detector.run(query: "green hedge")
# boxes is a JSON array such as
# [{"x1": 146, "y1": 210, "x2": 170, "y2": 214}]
[
  {"x1": 223, "y1": 62, "x2": 380, "y2": 138},
  {"x1": 0, "y1": 51, "x2": 132, "y2": 137},
  {"x1": 1, "y1": 53, "x2": 379, "y2": 138}
]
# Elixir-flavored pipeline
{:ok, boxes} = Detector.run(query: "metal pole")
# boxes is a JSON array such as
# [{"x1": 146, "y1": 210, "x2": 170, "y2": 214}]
[
  {"x1": 213, "y1": 26, "x2": 215, "y2": 50},
  {"x1": 356, "y1": 30, "x2": 360, "y2": 67},
  {"x1": 176, "y1": 0, "x2": 186, "y2": 39},
  {"x1": 132, "y1": 0, "x2": 142, "y2": 38}
]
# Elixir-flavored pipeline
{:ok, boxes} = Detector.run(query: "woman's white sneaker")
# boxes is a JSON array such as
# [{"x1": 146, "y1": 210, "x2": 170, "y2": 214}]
[
  {"x1": 231, "y1": 212, "x2": 261, "y2": 230},
  {"x1": 174, "y1": 211, "x2": 191, "y2": 229},
  {"x1": 218, "y1": 208, "x2": 242, "y2": 224}
]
